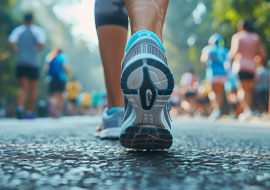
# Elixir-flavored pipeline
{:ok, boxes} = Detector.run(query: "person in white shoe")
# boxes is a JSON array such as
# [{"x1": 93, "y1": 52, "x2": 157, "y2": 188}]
[
  {"x1": 8, "y1": 13, "x2": 46, "y2": 119},
  {"x1": 95, "y1": 0, "x2": 174, "y2": 148},
  {"x1": 229, "y1": 20, "x2": 266, "y2": 121},
  {"x1": 94, "y1": 0, "x2": 127, "y2": 139}
]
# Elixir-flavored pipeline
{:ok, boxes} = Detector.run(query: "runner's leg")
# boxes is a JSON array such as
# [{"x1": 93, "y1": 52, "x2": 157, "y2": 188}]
[
  {"x1": 95, "y1": 0, "x2": 128, "y2": 109},
  {"x1": 17, "y1": 77, "x2": 29, "y2": 109},
  {"x1": 125, "y1": 0, "x2": 169, "y2": 40},
  {"x1": 94, "y1": 0, "x2": 128, "y2": 139},
  {"x1": 97, "y1": 26, "x2": 127, "y2": 108},
  {"x1": 28, "y1": 80, "x2": 38, "y2": 112}
]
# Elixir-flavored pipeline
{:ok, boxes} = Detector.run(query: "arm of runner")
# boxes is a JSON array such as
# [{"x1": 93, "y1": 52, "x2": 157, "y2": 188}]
[
  {"x1": 8, "y1": 26, "x2": 24, "y2": 53},
  {"x1": 200, "y1": 48, "x2": 208, "y2": 68},
  {"x1": 255, "y1": 36, "x2": 266, "y2": 64},
  {"x1": 32, "y1": 25, "x2": 46, "y2": 50},
  {"x1": 229, "y1": 34, "x2": 238, "y2": 61},
  {"x1": 61, "y1": 54, "x2": 69, "y2": 73}
]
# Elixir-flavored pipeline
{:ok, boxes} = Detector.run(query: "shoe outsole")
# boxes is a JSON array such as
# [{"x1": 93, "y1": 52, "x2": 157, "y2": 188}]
[
  {"x1": 120, "y1": 58, "x2": 174, "y2": 149},
  {"x1": 120, "y1": 126, "x2": 173, "y2": 149}
]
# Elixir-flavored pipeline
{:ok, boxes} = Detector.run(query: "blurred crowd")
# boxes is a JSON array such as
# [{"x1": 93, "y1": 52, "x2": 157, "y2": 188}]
[
  {"x1": 0, "y1": 13, "x2": 269, "y2": 121},
  {"x1": 169, "y1": 20, "x2": 269, "y2": 121}
]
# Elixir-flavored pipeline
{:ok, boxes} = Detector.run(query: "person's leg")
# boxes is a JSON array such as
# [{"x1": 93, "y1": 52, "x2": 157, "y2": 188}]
[
  {"x1": 94, "y1": 0, "x2": 128, "y2": 139},
  {"x1": 17, "y1": 77, "x2": 29, "y2": 109},
  {"x1": 238, "y1": 80, "x2": 254, "y2": 111},
  {"x1": 28, "y1": 80, "x2": 38, "y2": 113},
  {"x1": 49, "y1": 92, "x2": 57, "y2": 116},
  {"x1": 212, "y1": 82, "x2": 224, "y2": 110},
  {"x1": 208, "y1": 82, "x2": 224, "y2": 120},
  {"x1": 208, "y1": 88, "x2": 218, "y2": 111},
  {"x1": 55, "y1": 92, "x2": 64, "y2": 114},
  {"x1": 97, "y1": 26, "x2": 127, "y2": 109},
  {"x1": 226, "y1": 90, "x2": 238, "y2": 116},
  {"x1": 125, "y1": 0, "x2": 169, "y2": 40}
]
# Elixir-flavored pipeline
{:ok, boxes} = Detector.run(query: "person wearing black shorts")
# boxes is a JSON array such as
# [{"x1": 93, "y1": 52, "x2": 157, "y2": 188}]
[
  {"x1": 8, "y1": 13, "x2": 46, "y2": 119},
  {"x1": 45, "y1": 48, "x2": 68, "y2": 118},
  {"x1": 229, "y1": 20, "x2": 266, "y2": 120}
]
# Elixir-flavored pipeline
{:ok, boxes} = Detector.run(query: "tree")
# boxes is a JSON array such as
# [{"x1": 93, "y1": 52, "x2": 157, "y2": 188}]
[{"x1": 0, "y1": 0, "x2": 20, "y2": 103}]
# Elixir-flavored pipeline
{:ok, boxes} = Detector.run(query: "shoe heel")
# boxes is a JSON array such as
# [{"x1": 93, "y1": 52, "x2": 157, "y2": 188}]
[{"x1": 120, "y1": 58, "x2": 174, "y2": 149}]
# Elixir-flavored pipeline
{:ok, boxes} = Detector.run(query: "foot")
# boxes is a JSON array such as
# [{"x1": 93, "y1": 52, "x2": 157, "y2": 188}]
[
  {"x1": 24, "y1": 112, "x2": 36, "y2": 119},
  {"x1": 16, "y1": 107, "x2": 24, "y2": 119},
  {"x1": 238, "y1": 110, "x2": 253, "y2": 121},
  {"x1": 95, "y1": 107, "x2": 125, "y2": 140},
  {"x1": 208, "y1": 109, "x2": 221, "y2": 121},
  {"x1": 120, "y1": 31, "x2": 174, "y2": 149}
]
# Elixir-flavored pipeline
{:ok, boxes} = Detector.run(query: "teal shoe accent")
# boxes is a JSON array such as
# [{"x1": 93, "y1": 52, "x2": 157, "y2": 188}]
[
  {"x1": 125, "y1": 30, "x2": 165, "y2": 53},
  {"x1": 106, "y1": 107, "x2": 125, "y2": 116}
]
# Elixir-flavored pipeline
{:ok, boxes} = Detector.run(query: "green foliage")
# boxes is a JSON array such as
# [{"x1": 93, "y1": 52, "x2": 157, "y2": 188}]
[
  {"x1": 212, "y1": 0, "x2": 270, "y2": 58},
  {"x1": 0, "y1": 1, "x2": 20, "y2": 102}
]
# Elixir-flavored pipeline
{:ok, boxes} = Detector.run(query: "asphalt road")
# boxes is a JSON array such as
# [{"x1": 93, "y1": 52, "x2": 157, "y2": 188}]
[{"x1": 0, "y1": 116, "x2": 270, "y2": 190}]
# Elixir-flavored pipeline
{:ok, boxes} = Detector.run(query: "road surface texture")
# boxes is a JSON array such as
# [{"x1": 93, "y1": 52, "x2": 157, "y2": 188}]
[{"x1": 0, "y1": 116, "x2": 270, "y2": 190}]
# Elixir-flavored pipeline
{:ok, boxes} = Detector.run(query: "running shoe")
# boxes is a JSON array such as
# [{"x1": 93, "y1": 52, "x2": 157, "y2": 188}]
[
  {"x1": 120, "y1": 31, "x2": 174, "y2": 149},
  {"x1": 208, "y1": 109, "x2": 221, "y2": 121},
  {"x1": 95, "y1": 107, "x2": 125, "y2": 140},
  {"x1": 24, "y1": 112, "x2": 36, "y2": 119},
  {"x1": 238, "y1": 110, "x2": 253, "y2": 121},
  {"x1": 16, "y1": 107, "x2": 24, "y2": 119}
]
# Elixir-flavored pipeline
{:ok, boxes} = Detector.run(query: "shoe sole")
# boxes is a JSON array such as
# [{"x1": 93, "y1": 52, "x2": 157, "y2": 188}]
[
  {"x1": 95, "y1": 127, "x2": 121, "y2": 140},
  {"x1": 120, "y1": 58, "x2": 174, "y2": 149}
]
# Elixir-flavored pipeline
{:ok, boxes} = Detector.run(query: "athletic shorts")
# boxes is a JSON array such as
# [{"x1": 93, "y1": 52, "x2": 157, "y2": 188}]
[
  {"x1": 16, "y1": 65, "x2": 39, "y2": 80},
  {"x1": 95, "y1": 0, "x2": 128, "y2": 29},
  {"x1": 185, "y1": 92, "x2": 197, "y2": 98},
  {"x1": 238, "y1": 71, "x2": 254, "y2": 80},
  {"x1": 49, "y1": 78, "x2": 66, "y2": 94},
  {"x1": 69, "y1": 99, "x2": 77, "y2": 104}
]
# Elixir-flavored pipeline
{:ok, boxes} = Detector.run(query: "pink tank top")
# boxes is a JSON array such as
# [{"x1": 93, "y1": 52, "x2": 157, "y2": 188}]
[{"x1": 232, "y1": 31, "x2": 260, "y2": 74}]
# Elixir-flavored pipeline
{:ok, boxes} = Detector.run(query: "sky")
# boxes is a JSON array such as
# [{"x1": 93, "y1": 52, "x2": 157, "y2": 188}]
[{"x1": 53, "y1": 0, "x2": 98, "y2": 46}]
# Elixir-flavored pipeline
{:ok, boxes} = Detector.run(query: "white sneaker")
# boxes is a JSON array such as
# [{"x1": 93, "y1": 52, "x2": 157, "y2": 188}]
[
  {"x1": 95, "y1": 107, "x2": 124, "y2": 140},
  {"x1": 119, "y1": 31, "x2": 174, "y2": 149},
  {"x1": 238, "y1": 110, "x2": 253, "y2": 121},
  {"x1": 209, "y1": 109, "x2": 221, "y2": 121}
]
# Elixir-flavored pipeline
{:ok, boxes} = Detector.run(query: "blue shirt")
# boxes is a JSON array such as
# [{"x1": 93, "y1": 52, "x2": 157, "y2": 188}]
[
  {"x1": 203, "y1": 45, "x2": 228, "y2": 80},
  {"x1": 48, "y1": 53, "x2": 67, "y2": 82},
  {"x1": 8, "y1": 24, "x2": 46, "y2": 67}
]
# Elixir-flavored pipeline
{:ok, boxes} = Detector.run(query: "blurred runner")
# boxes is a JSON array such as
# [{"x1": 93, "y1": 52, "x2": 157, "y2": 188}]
[
  {"x1": 45, "y1": 48, "x2": 68, "y2": 118},
  {"x1": 66, "y1": 78, "x2": 82, "y2": 115},
  {"x1": 91, "y1": 90, "x2": 104, "y2": 114},
  {"x1": 224, "y1": 66, "x2": 239, "y2": 118},
  {"x1": 197, "y1": 80, "x2": 211, "y2": 116},
  {"x1": 253, "y1": 62, "x2": 269, "y2": 114},
  {"x1": 8, "y1": 13, "x2": 46, "y2": 119},
  {"x1": 201, "y1": 34, "x2": 229, "y2": 120},
  {"x1": 179, "y1": 68, "x2": 199, "y2": 116},
  {"x1": 95, "y1": 0, "x2": 174, "y2": 149},
  {"x1": 229, "y1": 20, "x2": 266, "y2": 121},
  {"x1": 168, "y1": 85, "x2": 181, "y2": 116},
  {"x1": 78, "y1": 92, "x2": 92, "y2": 115}
]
